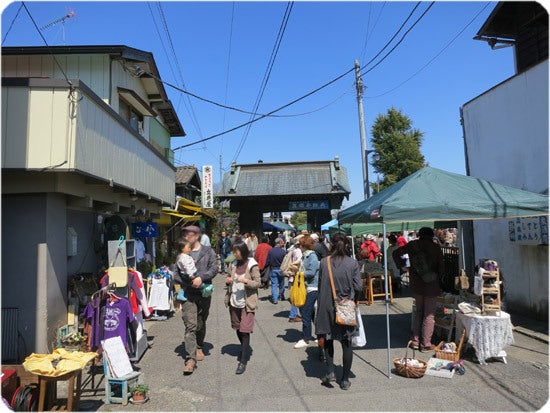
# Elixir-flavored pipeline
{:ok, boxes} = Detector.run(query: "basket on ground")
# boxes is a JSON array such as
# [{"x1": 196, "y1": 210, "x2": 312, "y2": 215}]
[
  {"x1": 393, "y1": 341, "x2": 428, "y2": 378},
  {"x1": 434, "y1": 328, "x2": 466, "y2": 362}
]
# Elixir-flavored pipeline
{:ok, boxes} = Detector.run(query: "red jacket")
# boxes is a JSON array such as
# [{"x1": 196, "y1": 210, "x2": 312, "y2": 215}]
[
  {"x1": 254, "y1": 243, "x2": 272, "y2": 270},
  {"x1": 360, "y1": 240, "x2": 381, "y2": 261}
]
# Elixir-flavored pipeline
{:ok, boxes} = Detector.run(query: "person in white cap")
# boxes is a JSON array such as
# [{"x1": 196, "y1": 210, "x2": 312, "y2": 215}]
[{"x1": 360, "y1": 234, "x2": 382, "y2": 261}]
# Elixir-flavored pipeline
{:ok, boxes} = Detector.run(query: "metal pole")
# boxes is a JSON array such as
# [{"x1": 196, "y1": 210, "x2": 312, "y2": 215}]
[
  {"x1": 383, "y1": 223, "x2": 392, "y2": 379},
  {"x1": 355, "y1": 60, "x2": 370, "y2": 199}
]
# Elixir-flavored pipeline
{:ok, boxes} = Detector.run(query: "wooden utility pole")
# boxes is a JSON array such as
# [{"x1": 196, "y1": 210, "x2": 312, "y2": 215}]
[{"x1": 354, "y1": 60, "x2": 370, "y2": 199}]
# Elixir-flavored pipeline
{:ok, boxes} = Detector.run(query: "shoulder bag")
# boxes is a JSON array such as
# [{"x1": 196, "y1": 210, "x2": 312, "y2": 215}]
[{"x1": 327, "y1": 256, "x2": 357, "y2": 327}]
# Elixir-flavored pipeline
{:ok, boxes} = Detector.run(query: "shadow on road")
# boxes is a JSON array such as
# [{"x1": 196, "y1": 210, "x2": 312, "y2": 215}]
[{"x1": 277, "y1": 328, "x2": 302, "y2": 343}]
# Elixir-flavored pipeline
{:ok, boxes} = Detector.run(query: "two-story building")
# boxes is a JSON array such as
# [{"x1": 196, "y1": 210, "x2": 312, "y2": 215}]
[
  {"x1": 1, "y1": 45, "x2": 185, "y2": 358},
  {"x1": 460, "y1": 2, "x2": 548, "y2": 319}
]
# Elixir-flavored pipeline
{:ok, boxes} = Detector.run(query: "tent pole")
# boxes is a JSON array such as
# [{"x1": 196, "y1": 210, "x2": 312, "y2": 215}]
[{"x1": 383, "y1": 223, "x2": 392, "y2": 379}]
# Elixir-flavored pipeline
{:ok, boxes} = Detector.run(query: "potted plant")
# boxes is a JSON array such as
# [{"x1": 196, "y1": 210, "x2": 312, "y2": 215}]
[
  {"x1": 60, "y1": 331, "x2": 86, "y2": 351},
  {"x1": 130, "y1": 384, "x2": 149, "y2": 403}
]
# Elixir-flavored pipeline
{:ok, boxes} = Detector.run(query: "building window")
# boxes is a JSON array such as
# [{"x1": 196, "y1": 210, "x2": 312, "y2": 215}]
[{"x1": 119, "y1": 98, "x2": 144, "y2": 134}]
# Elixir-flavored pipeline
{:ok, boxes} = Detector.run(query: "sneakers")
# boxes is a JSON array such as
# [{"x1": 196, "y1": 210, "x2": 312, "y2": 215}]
[
  {"x1": 294, "y1": 339, "x2": 309, "y2": 349},
  {"x1": 196, "y1": 349, "x2": 205, "y2": 361}
]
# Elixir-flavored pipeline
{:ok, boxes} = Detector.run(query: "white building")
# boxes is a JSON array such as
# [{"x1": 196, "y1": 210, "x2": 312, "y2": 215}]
[
  {"x1": 1, "y1": 45, "x2": 185, "y2": 358},
  {"x1": 461, "y1": 3, "x2": 548, "y2": 319}
]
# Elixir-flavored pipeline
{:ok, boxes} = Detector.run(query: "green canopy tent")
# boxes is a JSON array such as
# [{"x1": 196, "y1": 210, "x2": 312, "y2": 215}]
[
  {"x1": 327, "y1": 221, "x2": 457, "y2": 236},
  {"x1": 337, "y1": 167, "x2": 549, "y2": 378}
]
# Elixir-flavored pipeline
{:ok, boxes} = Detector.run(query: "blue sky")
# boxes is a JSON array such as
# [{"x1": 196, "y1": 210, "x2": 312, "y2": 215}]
[{"x1": 2, "y1": 1, "x2": 515, "y2": 209}]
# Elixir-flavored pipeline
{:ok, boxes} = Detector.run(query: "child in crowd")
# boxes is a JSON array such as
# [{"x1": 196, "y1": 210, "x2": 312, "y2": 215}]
[{"x1": 175, "y1": 240, "x2": 214, "y2": 302}]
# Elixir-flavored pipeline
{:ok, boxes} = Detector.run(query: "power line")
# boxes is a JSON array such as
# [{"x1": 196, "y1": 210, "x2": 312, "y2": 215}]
[
  {"x1": 361, "y1": 2, "x2": 421, "y2": 74},
  {"x1": 361, "y1": 1, "x2": 435, "y2": 77},
  {"x1": 221, "y1": 2, "x2": 236, "y2": 133},
  {"x1": 232, "y1": 1, "x2": 294, "y2": 162},
  {"x1": 21, "y1": 2, "x2": 72, "y2": 85},
  {"x1": 172, "y1": 0, "x2": 435, "y2": 151},
  {"x1": 141, "y1": 2, "x2": 418, "y2": 121},
  {"x1": 366, "y1": 2, "x2": 491, "y2": 99},
  {"x1": 156, "y1": 2, "x2": 204, "y2": 138},
  {"x1": 147, "y1": 3, "x2": 179, "y2": 92},
  {"x1": 171, "y1": 66, "x2": 354, "y2": 151},
  {"x1": 360, "y1": 1, "x2": 387, "y2": 63},
  {"x1": 3, "y1": 2, "x2": 24, "y2": 43}
]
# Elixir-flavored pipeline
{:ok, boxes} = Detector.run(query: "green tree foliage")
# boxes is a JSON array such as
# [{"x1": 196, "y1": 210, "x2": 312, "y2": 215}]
[
  {"x1": 290, "y1": 211, "x2": 307, "y2": 228},
  {"x1": 370, "y1": 107, "x2": 426, "y2": 192}
]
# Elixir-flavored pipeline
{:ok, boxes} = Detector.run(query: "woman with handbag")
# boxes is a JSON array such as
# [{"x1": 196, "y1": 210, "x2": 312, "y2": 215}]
[
  {"x1": 225, "y1": 242, "x2": 261, "y2": 374},
  {"x1": 315, "y1": 233, "x2": 362, "y2": 390},
  {"x1": 293, "y1": 235, "x2": 320, "y2": 350}
]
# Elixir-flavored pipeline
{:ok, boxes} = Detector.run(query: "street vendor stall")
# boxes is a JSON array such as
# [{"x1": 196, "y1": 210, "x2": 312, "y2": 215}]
[{"x1": 337, "y1": 166, "x2": 549, "y2": 378}]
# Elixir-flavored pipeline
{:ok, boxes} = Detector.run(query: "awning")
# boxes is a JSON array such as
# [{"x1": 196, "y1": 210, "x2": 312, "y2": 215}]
[
  {"x1": 154, "y1": 197, "x2": 216, "y2": 226},
  {"x1": 118, "y1": 87, "x2": 157, "y2": 117}
]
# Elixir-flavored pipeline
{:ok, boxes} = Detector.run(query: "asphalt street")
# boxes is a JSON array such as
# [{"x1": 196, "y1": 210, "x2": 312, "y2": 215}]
[{"x1": 78, "y1": 274, "x2": 548, "y2": 412}]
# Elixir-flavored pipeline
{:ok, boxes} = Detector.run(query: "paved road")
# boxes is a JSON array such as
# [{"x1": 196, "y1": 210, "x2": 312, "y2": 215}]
[{"x1": 79, "y1": 274, "x2": 548, "y2": 411}]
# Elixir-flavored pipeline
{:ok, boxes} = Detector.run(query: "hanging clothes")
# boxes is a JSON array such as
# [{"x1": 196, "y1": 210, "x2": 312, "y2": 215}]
[
  {"x1": 147, "y1": 276, "x2": 170, "y2": 311},
  {"x1": 82, "y1": 297, "x2": 104, "y2": 350},
  {"x1": 102, "y1": 296, "x2": 134, "y2": 347}
]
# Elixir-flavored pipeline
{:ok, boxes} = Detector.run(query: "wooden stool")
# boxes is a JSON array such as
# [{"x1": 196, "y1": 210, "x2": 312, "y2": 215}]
[
  {"x1": 103, "y1": 356, "x2": 141, "y2": 405},
  {"x1": 357, "y1": 278, "x2": 370, "y2": 305},
  {"x1": 367, "y1": 271, "x2": 394, "y2": 304},
  {"x1": 37, "y1": 369, "x2": 82, "y2": 412}
]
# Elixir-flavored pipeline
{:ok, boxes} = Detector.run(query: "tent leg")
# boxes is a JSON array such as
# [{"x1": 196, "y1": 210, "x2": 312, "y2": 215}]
[{"x1": 383, "y1": 223, "x2": 392, "y2": 379}]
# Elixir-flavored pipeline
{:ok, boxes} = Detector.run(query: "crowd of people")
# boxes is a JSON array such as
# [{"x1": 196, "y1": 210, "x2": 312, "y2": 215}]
[{"x1": 171, "y1": 224, "x2": 450, "y2": 389}]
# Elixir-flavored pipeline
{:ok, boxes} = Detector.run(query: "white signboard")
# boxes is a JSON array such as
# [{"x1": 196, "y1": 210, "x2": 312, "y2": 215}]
[
  {"x1": 202, "y1": 165, "x2": 214, "y2": 209},
  {"x1": 508, "y1": 216, "x2": 548, "y2": 245}
]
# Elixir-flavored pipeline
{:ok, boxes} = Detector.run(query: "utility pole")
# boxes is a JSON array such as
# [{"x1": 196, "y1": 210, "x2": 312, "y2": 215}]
[{"x1": 355, "y1": 60, "x2": 370, "y2": 199}]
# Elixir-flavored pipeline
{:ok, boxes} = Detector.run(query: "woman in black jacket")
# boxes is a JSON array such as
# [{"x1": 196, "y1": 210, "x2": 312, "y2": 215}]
[{"x1": 315, "y1": 234, "x2": 362, "y2": 390}]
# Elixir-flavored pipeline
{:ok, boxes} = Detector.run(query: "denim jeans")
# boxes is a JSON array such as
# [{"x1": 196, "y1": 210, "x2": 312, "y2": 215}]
[
  {"x1": 289, "y1": 304, "x2": 300, "y2": 319},
  {"x1": 270, "y1": 269, "x2": 285, "y2": 301},
  {"x1": 301, "y1": 290, "x2": 318, "y2": 341},
  {"x1": 219, "y1": 253, "x2": 228, "y2": 273}
]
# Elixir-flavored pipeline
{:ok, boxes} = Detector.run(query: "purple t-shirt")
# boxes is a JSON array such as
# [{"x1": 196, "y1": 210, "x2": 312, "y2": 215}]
[{"x1": 102, "y1": 298, "x2": 134, "y2": 347}]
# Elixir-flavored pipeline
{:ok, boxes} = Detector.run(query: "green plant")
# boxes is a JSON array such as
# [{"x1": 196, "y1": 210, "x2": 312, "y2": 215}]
[{"x1": 130, "y1": 384, "x2": 149, "y2": 395}]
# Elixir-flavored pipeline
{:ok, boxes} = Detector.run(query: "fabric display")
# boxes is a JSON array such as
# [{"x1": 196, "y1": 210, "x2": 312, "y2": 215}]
[
  {"x1": 23, "y1": 348, "x2": 97, "y2": 377},
  {"x1": 147, "y1": 267, "x2": 172, "y2": 311}
]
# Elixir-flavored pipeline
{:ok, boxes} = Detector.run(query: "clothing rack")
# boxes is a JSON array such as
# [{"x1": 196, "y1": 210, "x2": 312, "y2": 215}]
[{"x1": 91, "y1": 283, "x2": 117, "y2": 300}]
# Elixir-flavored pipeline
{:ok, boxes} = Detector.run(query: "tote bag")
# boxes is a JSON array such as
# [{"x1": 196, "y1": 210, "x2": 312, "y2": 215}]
[{"x1": 289, "y1": 269, "x2": 306, "y2": 307}]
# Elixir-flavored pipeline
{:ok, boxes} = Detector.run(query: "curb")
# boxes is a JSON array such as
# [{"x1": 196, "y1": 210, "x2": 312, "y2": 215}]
[{"x1": 513, "y1": 326, "x2": 549, "y2": 344}]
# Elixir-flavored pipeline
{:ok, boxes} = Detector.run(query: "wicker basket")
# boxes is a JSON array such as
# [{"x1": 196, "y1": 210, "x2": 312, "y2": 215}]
[
  {"x1": 434, "y1": 328, "x2": 466, "y2": 362},
  {"x1": 393, "y1": 341, "x2": 428, "y2": 378}
]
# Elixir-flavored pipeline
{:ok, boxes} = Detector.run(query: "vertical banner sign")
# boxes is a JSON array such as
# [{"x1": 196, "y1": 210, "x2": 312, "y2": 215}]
[{"x1": 202, "y1": 165, "x2": 214, "y2": 209}]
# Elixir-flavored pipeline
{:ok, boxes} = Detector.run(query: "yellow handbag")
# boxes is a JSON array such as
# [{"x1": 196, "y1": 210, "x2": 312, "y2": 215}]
[{"x1": 290, "y1": 269, "x2": 306, "y2": 307}]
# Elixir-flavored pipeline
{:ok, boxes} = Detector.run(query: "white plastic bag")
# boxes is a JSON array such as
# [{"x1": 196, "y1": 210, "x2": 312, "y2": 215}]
[{"x1": 352, "y1": 308, "x2": 366, "y2": 347}]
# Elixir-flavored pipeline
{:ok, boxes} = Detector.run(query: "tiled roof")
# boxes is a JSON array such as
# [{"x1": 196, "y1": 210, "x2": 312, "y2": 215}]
[
  {"x1": 175, "y1": 166, "x2": 199, "y2": 185},
  {"x1": 219, "y1": 159, "x2": 350, "y2": 198}
]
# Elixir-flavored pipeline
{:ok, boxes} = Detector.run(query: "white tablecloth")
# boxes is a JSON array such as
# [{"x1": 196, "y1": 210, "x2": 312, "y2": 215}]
[{"x1": 456, "y1": 311, "x2": 514, "y2": 364}]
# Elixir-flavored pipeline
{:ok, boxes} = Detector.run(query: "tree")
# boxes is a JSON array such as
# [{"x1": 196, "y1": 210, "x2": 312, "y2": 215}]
[
  {"x1": 290, "y1": 211, "x2": 307, "y2": 228},
  {"x1": 370, "y1": 107, "x2": 426, "y2": 193}
]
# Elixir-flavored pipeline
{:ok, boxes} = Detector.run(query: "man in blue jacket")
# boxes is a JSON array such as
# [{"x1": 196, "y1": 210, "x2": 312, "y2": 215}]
[{"x1": 266, "y1": 238, "x2": 287, "y2": 304}]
